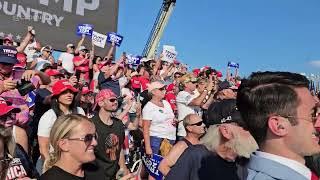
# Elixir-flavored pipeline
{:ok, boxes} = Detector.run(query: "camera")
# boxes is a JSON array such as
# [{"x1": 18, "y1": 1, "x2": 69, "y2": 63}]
[{"x1": 17, "y1": 79, "x2": 35, "y2": 96}]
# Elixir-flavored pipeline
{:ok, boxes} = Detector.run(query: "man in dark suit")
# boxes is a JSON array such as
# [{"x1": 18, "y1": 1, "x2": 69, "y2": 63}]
[{"x1": 237, "y1": 71, "x2": 320, "y2": 180}]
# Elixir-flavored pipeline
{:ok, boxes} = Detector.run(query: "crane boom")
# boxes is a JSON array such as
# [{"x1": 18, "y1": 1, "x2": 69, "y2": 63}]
[{"x1": 142, "y1": 0, "x2": 176, "y2": 58}]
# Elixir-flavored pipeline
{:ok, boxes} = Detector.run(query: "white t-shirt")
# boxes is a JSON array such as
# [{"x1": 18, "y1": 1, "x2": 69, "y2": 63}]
[
  {"x1": 58, "y1": 52, "x2": 75, "y2": 73},
  {"x1": 142, "y1": 100, "x2": 176, "y2": 140},
  {"x1": 176, "y1": 90, "x2": 202, "y2": 137},
  {"x1": 37, "y1": 107, "x2": 85, "y2": 137},
  {"x1": 24, "y1": 41, "x2": 38, "y2": 62}
]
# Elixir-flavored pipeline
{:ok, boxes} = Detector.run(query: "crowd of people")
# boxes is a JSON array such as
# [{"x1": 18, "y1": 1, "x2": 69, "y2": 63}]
[{"x1": 1, "y1": 26, "x2": 320, "y2": 180}]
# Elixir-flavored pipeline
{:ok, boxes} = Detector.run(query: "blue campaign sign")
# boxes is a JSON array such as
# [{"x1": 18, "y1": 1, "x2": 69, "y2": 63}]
[
  {"x1": 227, "y1": 61, "x2": 239, "y2": 68},
  {"x1": 76, "y1": 24, "x2": 93, "y2": 36},
  {"x1": 126, "y1": 54, "x2": 142, "y2": 65},
  {"x1": 26, "y1": 91, "x2": 36, "y2": 108},
  {"x1": 142, "y1": 153, "x2": 163, "y2": 180},
  {"x1": 107, "y1": 32, "x2": 123, "y2": 46}
]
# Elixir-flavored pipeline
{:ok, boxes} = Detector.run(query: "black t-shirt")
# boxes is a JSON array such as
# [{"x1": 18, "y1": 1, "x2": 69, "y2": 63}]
[
  {"x1": 166, "y1": 145, "x2": 239, "y2": 180},
  {"x1": 40, "y1": 166, "x2": 86, "y2": 180},
  {"x1": 5, "y1": 144, "x2": 39, "y2": 180},
  {"x1": 86, "y1": 115, "x2": 125, "y2": 180}
]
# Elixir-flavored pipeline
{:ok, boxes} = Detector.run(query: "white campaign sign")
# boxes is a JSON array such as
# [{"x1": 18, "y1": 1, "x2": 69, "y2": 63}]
[
  {"x1": 92, "y1": 31, "x2": 107, "y2": 48},
  {"x1": 162, "y1": 49, "x2": 177, "y2": 63}
]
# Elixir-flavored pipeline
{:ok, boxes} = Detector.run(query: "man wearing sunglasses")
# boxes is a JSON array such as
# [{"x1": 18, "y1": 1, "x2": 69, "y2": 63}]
[
  {"x1": 87, "y1": 89, "x2": 129, "y2": 180},
  {"x1": 176, "y1": 73, "x2": 213, "y2": 140},
  {"x1": 166, "y1": 99, "x2": 258, "y2": 180},
  {"x1": 159, "y1": 114, "x2": 205, "y2": 176},
  {"x1": 237, "y1": 71, "x2": 320, "y2": 180},
  {"x1": 29, "y1": 45, "x2": 54, "y2": 71}
]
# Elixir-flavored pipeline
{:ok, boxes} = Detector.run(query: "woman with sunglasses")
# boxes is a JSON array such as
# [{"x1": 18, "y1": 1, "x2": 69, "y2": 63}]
[
  {"x1": 41, "y1": 114, "x2": 97, "y2": 179},
  {"x1": 29, "y1": 45, "x2": 55, "y2": 71},
  {"x1": 142, "y1": 81, "x2": 176, "y2": 179},
  {"x1": 37, "y1": 80, "x2": 85, "y2": 173}
]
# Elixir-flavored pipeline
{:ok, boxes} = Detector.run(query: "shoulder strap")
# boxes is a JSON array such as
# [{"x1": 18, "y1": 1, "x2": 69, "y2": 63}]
[{"x1": 182, "y1": 138, "x2": 193, "y2": 147}]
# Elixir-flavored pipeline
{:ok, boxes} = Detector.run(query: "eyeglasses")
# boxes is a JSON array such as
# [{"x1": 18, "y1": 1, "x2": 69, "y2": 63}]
[
  {"x1": 284, "y1": 115, "x2": 318, "y2": 124},
  {"x1": 158, "y1": 87, "x2": 166, "y2": 91},
  {"x1": 108, "y1": 98, "x2": 118, "y2": 103},
  {"x1": 68, "y1": 133, "x2": 98, "y2": 146},
  {"x1": 188, "y1": 121, "x2": 203, "y2": 126}
]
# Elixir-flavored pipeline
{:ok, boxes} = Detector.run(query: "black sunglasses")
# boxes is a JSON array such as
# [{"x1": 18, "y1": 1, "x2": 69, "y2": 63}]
[
  {"x1": 189, "y1": 121, "x2": 203, "y2": 126},
  {"x1": 108, "y1": 98, "x2": 118, "y2": 102},
  {"x1": 158, "y1": 87, "x2": 166, "y2": 91},
  {"x1": 68, "y1": 133, "x2": 98, "y2": 145}
]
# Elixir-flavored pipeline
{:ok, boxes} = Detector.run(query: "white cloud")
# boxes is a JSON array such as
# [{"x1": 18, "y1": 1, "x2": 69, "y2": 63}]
[{"x1": 309, "y1": 60, "x2": 320, "y2": 68}]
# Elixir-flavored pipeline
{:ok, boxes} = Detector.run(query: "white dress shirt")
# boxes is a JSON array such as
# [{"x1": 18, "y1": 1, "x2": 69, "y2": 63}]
[{"x1": 255, "y1": 151, "x2": 311, "y2": 179}]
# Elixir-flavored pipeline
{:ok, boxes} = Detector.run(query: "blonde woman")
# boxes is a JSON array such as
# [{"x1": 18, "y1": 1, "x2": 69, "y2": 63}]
[
  {"x1": 41, "y1": 114, "x2": 136, "y2": 180},
  {"x1": 41, "y1": 114, "x2": 97, "y2": 179}
]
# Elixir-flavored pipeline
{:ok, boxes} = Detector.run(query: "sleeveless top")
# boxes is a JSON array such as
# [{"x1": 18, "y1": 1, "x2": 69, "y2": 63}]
[{"x1": 182, "y1": 138, "x2": 192, "y2": 147}]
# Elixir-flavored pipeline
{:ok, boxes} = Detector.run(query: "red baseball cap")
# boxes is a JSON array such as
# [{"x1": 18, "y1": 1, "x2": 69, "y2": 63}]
[
  {"x1": 192, "y1": 69, "x2": 201, "y2": 77},
  {"x1": 81, "y1": 86, "x2": 92, "y2": 95},
  {"x1": 14, "y1": 53, "x2": 27, "y2": 69},
  {"x1": 52, "y1": 80, "x2": 78, "y2": 96},
  {"x1": 0, "y1": 98, "x2": 20, "y2": 116},
  {"x1": 216, "y1": 71, "x2": 223, "y2": 78},
  {"x1": 3, "y1": 36, "x2": 13, "y2": 42},
  {"x1": 45, "y1": 69, "x2": 63, "y2": 76}
]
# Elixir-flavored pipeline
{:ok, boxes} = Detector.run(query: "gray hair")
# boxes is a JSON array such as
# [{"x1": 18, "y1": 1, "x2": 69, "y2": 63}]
[
  {"x1": 183, "y1": 113, "x2": 195, "y2": 128},
  {"x1": 200, "y1": 125, "x2": 221, "y2": 151}
]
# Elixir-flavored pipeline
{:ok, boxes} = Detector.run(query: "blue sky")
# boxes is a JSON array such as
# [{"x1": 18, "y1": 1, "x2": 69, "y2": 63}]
[{"x1": 117, "y1": 0, "x2": 320, "y2": 77}]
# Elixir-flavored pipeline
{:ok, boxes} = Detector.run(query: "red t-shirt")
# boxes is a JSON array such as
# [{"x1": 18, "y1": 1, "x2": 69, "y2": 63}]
[
  {"x1": 73, "y1": 56, "x2": 90, "y2": 81},
  {"x1": 165, "y1": 93, "x2": 177, "y2": 111},
  {"x1": 73, "y1": 56, "x2": 89, "y2": 72},
  {"x1": 131, "y1": 76, "x2": 141, "y2": 89}
]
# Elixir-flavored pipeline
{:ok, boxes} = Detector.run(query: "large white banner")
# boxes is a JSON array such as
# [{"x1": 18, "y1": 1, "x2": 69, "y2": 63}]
[{"x1": 0, "y1": 0, "x2": 119, "y2": 55}]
